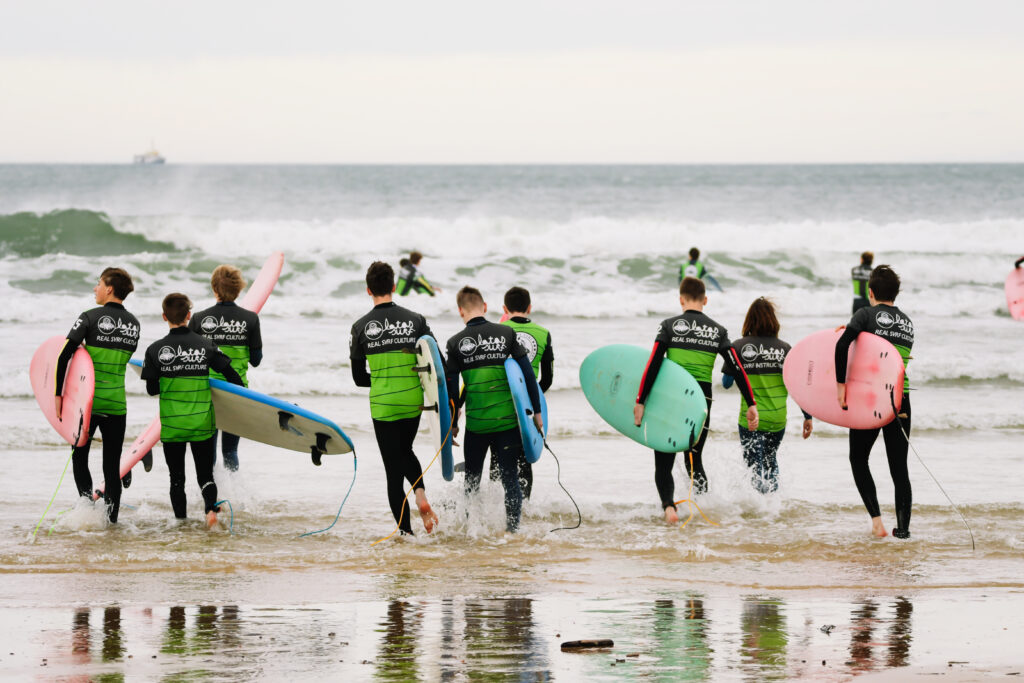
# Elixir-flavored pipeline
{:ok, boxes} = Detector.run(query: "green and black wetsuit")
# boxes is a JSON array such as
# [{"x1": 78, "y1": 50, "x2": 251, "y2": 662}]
[
  {"x1": 55, "y1": 302, "x2": 140, "y2": 522},
  {"x1": 679, "y1": 259, "x2": 707, "y2": 283},
  {"x1": 835, "y1": 303, "x2": 914, "y2": 536},
  {"x1": 851, "y1": 263, "x2": 872, "y2": 313},
  {"x1": 189, "y1": 301, "x2": 262, "y2": 470},
  {"x1": 396, "y1": 262, "x2": 436, "y2": 297},
  {"x1": 141, "y1": 327, "x2": 242, "y2": 518},
  {"x1": 636, "y1": 310, "x2": 756, "y2": 504},
  {"x1": 502, "y1": 316, "x2": 554, "y2": 392},
  {"x1": 445, "y1": 317, "x2": 540, "y2": 532},
  {"x1": 350, "y1": 301, "x2": 435, "y2": 534}
]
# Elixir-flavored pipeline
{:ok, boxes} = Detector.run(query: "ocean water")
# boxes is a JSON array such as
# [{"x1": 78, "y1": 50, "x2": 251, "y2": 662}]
[{"x1": 1, "y1": 164, "x2": 1022, "y2": 679}]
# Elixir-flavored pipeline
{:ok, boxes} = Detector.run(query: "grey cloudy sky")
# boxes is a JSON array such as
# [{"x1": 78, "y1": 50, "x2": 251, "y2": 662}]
[{"x1": 2, "y1": 1, "x2": 1022, "y2": 162}]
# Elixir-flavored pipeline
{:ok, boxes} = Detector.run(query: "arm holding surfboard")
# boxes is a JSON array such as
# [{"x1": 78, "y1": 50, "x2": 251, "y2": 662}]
[{"x1": 1016, "y1": 256, "x2": 1024, "y2": 268}]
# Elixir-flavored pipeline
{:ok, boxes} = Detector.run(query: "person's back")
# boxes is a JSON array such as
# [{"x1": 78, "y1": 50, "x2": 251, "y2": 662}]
[
  {"x1": 679, "y1": 247, "x2": 707, "y2": 283},
  {"x1": 851, "y1": 251, "x2": 874, "y2": 313},
  {"x1": 500, "y1": 286, "x2": 554, "y2": 393}
]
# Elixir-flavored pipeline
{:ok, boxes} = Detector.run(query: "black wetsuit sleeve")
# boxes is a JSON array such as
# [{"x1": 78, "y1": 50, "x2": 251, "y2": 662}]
[
  {"x1": 718, "y1": 347, "x2": 756, "y2": 406},
  {"x1": 351, "y1": 360, "x2": 371, "y2": 387},
  {"x1": 637, "y1": 341, "x2": 667, "y2": 404},
  {"x1": 802, "y1": 409, "x2": 813, "y2": 420},
  {"x1": 141, "y1": 346, "x2": 160, "y2": 396},
  {"x1": 1016, "y1": 256, "x2": 1024, "y2": 268},
  {"x1": 210, "y1": 344, "x2": 244, "y2": 386},
  {"x1": 445, "y1": 357, "x2": 461, "y2": 411},
  {"x1": 249, "y1": 315, "x2": 263, "y2": 367},
  {"x1": 538, "y1": 332, "x2": 554, "y2": 392},
  {"x1": 517, "y1": 354, "x2": 542, "y2": 413},
  {"x1": 834, "y1": 327, "x2": 859, "y2": 384}
]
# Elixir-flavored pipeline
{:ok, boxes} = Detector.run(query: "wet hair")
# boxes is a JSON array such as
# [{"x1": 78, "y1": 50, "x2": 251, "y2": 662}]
[
  {"x1": 162, "y1": 293, "x2": 192, "y2": 325},
  {"x1": 869, "y1": 265, "x2": 900, "y2": 301},
  {"x1": 861, "y1": 251, "x2": 874, "y2": 266},
  {"x1": 679, "y1": 276, "x2": 706, "y2": 300},
  {"x1": 410, "y1": 251, "x2": 423, "y2": 265},
  {"x1": 211, "y1": 264, "x2": 245, "y2": 302},
  {"x1": 100, "y1": 267, "x2": 134, "y2": 300},
  {"x1": 365, "y1": 261, "x2": 395, "y2": 296},
  {"x1": 504, "y1": 286, "x2": 531, "y2": 313},
  {"x1": 399, "y1": 258, "x2": 411, "y2": 268},
  {"x1": 689, "y1": 247, "x2": 700, "y2": 260},
  {"x1": 742, "y1": 297, "x2": 780, "y2": 338},
  {"x1": 457, "y1": 286, "x2": 485, "y2": 311}
]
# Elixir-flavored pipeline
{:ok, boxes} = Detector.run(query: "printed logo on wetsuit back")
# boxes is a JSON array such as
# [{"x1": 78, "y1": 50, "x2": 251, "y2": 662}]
[
  {"x1": 366, "y1": 318, "x2": 416, "y2": 341},
  {"x1": 672, "y1": 319, "x2": 691, "y2": 335},
  {"x1": 201, "y1": 316, "x2": 247, "y2": 335},
  {"x1": 460, "y1": 334, "x2": 506, "y2": 356},
  {"x1": 684, "y1": 264, "x2": 698, "y2": 278},
  {"x1": 516, "y1": 331, "x2": 539, "y2": 361},
  {"x1": 672, "y1": 318, "x2": 720, "y2": 341},
  {"x1": 97, "y1": 316, "x2": 139, "y2": 338},
  {"x1": 159, "y1": 345, "x2": 206, "y2": 366},
  {"x1": 365, "y1": 320, "x2": 384, "y2": 340},
  {"x1": 741, "y1": 342, "x2": 786, "y2": 364},
  {"x1": 875, "y1": 311, "x2": 895, "y2": 329}
]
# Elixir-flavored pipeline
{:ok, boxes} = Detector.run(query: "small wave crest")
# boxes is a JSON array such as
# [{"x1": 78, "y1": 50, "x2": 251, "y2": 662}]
[{"x1": 0, "y1": 209, "x2": 174, "y2": 258}]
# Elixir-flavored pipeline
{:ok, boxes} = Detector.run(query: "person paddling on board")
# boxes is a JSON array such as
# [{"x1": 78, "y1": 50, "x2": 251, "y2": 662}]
[
  {"x1": 634, "y1": 277, "x2": 758, "y2": 524},
  {"x1": 189, "y1": 265, "x2": 263, "y2": 472},
  {"x1": 497, "y1": 285, "x2": 554, "y2": 500},
  {"x1": 723, "y1": 298, "x2": 813, "y2": 494},
  {"x1": 350, "y1": 261, "x2": 439, "y2": 535},
  {"x1": 54, "y1": 268, "x2": 140, "y2": 523},
  {"x1": 141, "y1": 294, "x2": 243, "y2": 529},
  {"x1": 445, "y1": 286, "x2": 542, "y2": 533},
  {"x1": 396, "y1": 251, "x2": 440, "y2": 297},
  {"x1": 835, "y1": 265, "x2": 914, "y2": 539},
  {"x1": 851, "y1": 251, "x2": 874, "y2": 314}
]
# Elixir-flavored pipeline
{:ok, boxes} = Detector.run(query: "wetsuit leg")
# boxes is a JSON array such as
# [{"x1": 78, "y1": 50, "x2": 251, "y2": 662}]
[
  {"x1": 71, "y1": 418, "x2": 102, "y2": 498},
  {"x1": 881, "y1": 396, "x2": 912, "y2": 532},
  {"x1": 849, "y1": 427, "x2": 882, "y2": 518},
  {"x1": 220, "y1": 431, "x2": 240, "y2": 471},
  {"x1": 761, "y1": 429, "x2": 784, "y2": 493},
  {"x1": 682, "y1": 385, "x2": 713, "y2": 494},
  {"x1": 463, "y1": 430, "x2": 488, "y2": 495},
  {"x1": 738, "y1": 425, "x2": 764, "y2": 492},
  {"x1": 190, "y1": 436, "x2": 219, "y2": 514},
  {"x1": 98, "y1": 414, "x2": 126, "y2": 523},
  {"x1": 163, "y1": 442, "x2": 188, "y2": 518},
  {"x1": 654, "y1": 451, "x2": 677, "y2": 509},
  {"x1": 518, "y1": 454, "x2": 533, "y2": 500},
  {"x1": 372, "y1": 417, "x2": 422, "y2": 535},
  {"x1": 493, "y1": 428, "x2": 524, "y2": 532}
]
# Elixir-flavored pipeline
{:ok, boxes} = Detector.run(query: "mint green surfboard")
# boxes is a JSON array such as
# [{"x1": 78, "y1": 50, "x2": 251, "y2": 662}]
[{"x1": 580, "y1": 344, "x2": 708, "y2": 453}]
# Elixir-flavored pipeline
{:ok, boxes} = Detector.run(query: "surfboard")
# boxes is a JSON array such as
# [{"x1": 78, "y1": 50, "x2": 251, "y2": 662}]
[
  {"x1": 703, "y1": 274, "x2": 724, "y2": 293},
  {"x1": 415, "y1": 336, "x2": 455, "y2": 481},
  {"x1": 504, "y1": 357, "x2": 548, "y2": 464},
  {"x1": 1006, "y1": 267, "x2": 1024, "y2": 321},
  {"x1": 30, "y1": 336, "x2": 95, "y2": 447},
  {"x1": 580, "y1": 344, "x2": 707, "y2": 453},
  {"x1": 128, "y1": 360, "x2": 353, "y2": 461},
  {"x1": 101, "y1": 252, "x2": 284, "y2": 494},
  {"x1": 782, "y1": 329, "x2": 904, "y2": 430}
]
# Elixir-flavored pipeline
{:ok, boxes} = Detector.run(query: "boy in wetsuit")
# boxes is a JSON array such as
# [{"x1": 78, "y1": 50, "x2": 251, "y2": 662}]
[
  {"x1": 189, "y1": 265, "x2": 262, "y2": 471},
  {"x1": 634, "y1": 277, "x2": 758, "y2": 524},
  {"x1": 141, "y1": 294, "x2": 243, "y2": 528},
  {"x1": 350, "y1": 261, "x2": 439, "y2": 535},
  {"x1": 679, "y1": 247, "x2": 707, "y2": 283},
  {"x1": 54, "y1": 267, "x2": 140, "y2": 523},
  {"x1": 445, "y1": 286, "x2": 543, "y2": 533},
  {"x1": 498, "y1": 286, "x2": 554, "y2": 499},
  {"x1": 835, "y1": 265, "x2": 914, "y2": 539},
  {"x1": 851, "y1": 251, "x2": 874, "y2": 314},
  {"x1": 396, "y1": 251, "x2": 439, "y2": 297}
]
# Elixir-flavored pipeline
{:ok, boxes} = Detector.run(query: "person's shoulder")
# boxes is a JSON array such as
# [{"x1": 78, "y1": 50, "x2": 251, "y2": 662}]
[{"x1": 192, "y1": 303, "x2": 217, "y2": 319}]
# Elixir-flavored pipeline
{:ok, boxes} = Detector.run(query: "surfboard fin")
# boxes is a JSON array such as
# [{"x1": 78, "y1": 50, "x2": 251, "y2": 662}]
[
  {"x1": 311, "y1": 432, "x2": 330, "y2": 466},
  {"x1": 278, "y1": 411, "x2": 303, "y2": 436}
]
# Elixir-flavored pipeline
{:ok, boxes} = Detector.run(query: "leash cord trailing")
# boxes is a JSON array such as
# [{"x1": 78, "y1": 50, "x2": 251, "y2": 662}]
[
  {"x1": 301, "y1": 453, "x2": 358, "y2": 538},
  {"x1": 214, "y1": 499, "x2": 235, "y2": 535},
  {"x1": 29, "y1": 448, "x2": 74, "y2": 542},
  {"x1": 890, "y1": 390, "x2": 975, "y2": 551},
  {"x1": 544, "y1": 440, "x2": 581, "y2": 533},
  {"x1": 674, "y1": 451, "x2": 719, "y2": 530}
]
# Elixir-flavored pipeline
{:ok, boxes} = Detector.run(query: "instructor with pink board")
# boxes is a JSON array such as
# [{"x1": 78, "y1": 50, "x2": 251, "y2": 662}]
[{"x1": 1007, "y1": 256, "x2": 1024, "y2": 321}]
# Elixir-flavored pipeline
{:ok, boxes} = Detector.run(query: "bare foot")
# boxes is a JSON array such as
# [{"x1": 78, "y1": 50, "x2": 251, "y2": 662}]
[
  {"x1": 664, "y1": 506, "x2": 679, "y2": 525},
  {"x1": 415, "y1": 490, "x2": 438, "y2": 534},
  {"x1": 870, "y1": 517, "x2": 888, "y2": 538},
  {"x1": 206, "y1": 510, "x2": 219, "y2": 530}
]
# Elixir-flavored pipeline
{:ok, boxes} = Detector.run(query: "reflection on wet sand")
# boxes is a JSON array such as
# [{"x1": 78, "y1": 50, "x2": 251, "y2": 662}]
[
  {"x1": 650, "y1": 597, "x2": 711, "y2": 680},
  {"x1": 740, "y1": 598, "x2": 787, "y2": 680},
  {"x1": 848, "y1": 596, "x2": 913, "y2": 673}
]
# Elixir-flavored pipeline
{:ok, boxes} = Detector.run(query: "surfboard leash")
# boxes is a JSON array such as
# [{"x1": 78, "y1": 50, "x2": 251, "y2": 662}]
[
  {"x1": 889, "y1": 389, "x2": 975, "y2": 550},
  {"x1": 543, "y1": 440, "x2": 581, "y2": 532},
  {"x1": 301, "y1": 451, "x2": 358, "y2": 538},
  {"x1": 29, "y1": 448, "x2": 74, "y2": 543},
  {"x1": 214, "y1": 499, "x2": 235, "y2": 534},
  {"x1": 674, "y1": 451, "x2": 719, "y2": 530}
]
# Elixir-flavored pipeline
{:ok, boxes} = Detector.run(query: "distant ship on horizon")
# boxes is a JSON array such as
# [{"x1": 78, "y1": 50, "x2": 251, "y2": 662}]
[{"x1": 133, "y1": 142, "x2": 165, "y2": 165}]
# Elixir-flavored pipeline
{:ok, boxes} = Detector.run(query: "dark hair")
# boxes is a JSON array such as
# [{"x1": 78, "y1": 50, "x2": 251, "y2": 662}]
[
  {"x1": 457, "y1": 286, "x2": 484, "y2": 310},
  {"x1": 742, "y1": 297, "x2": 780, "y2": 337},
  {"x1": 679, "y1": 276, "x2": 706, "y2": 300},
  {"x1": 689, "y1": 247, "x2": 700, "y2": 260},
  {"x1": 162, "y1": 293, "x2": 192, "y2": 324},
  {"x1": 366, "y1": 261, "x2": 395, "y2": 296},
  {"x1": 504, "y1": 286, "x2": 531, "y2": 313},
  {"x1": 399, "y1": 258, "x2": 410, "y2": 267},
  {"x1": 861, "y1": 251, "x2": 874, "y2": 266},
  {"x1": 869, "y1": 265, "x2": 900, "y2": 301},
  {"x1": 100, "y1": 267, "x2": 134, "y2": 300},
  {"x1": 409, "y1": 251, "x2": 423, "y2": 265}
]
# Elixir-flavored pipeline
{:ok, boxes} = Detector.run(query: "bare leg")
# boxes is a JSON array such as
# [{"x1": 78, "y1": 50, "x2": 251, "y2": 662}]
[
  {"x1": 870, "y1": 516, "x2": 888, "y2": 538},
  {"x1": 206, "y1": 510, "x2": 219, "y2": 529},
  {"x1": 664, "y1": 506, "x2": 679, "y2": 525},
  {"x1": 415, "y1": 488, "x2": 438, "y2": 533}
]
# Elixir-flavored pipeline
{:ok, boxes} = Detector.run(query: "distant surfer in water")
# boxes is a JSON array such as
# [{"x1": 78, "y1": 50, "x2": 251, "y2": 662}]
[
  {"x1": 498, "y1": 286, "x2": 554, "y2": 499},
  {"x1": 679, "y1": 247, "x2": 723, "y2": 292},
  {"x1": 190, "y1": 265, "x2": 262, "y2": 471},
  {"x1": 396, "y1": 251, "x2": 440, "y2": 297},
  {"x1": 141, "y1": 294, "x2": 243, "y2": 529},
  {"x1": 835, "y1": 265, "x2": 914, "y2": 539},
  {"x1": 350, "y1": 262, "x2": 439, "y2": 535},
  {"x1": 54, "y1": 268, "x2": 140, "y2": 523},
  {"x1": 635, "y1": 277, "x2": 758, "y2": 523},
  {"x1": 445, "y1": 286, "x2": 542, "y2": 533},
  {"x1": 851, "y1": 251, "x2": 874, "y2": 314},
  {"x1": 723, "y1": 298, "x2": 813, "y2": 494}
]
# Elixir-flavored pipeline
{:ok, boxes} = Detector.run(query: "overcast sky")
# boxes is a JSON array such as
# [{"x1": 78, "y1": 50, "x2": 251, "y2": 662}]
[{"x1": 2, "y1": 1, "x2": 1022, "y2": 163}]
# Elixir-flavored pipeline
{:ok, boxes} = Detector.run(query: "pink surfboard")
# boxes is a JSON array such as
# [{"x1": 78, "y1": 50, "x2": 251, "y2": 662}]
[
  {"x1": 30, "y1": 336, "x2": 95, "y2": 447},
  {"x1": 782, "y1": 329, "x2": 905, "y2": 430},
  {"x1": 1006, "y1": 267, "x2": 1024, "y2": 321},
  {"x1": 97, "y1": 252, "x2": 285, "y2": 496}
]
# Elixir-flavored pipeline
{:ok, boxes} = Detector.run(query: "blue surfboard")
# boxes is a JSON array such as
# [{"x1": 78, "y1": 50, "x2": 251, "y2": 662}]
[
  {"x1": 703, "y1": 274, "x2": 724, "y2": 292},
  {"x1": 504, "y1": 358, "x2": 548, "y2": 464},
  {"x1": 415, "y1": 336, "x2": 455, "y2": 481},
  {"x1": 129, "y1": 359, "x2": 354, "y2": 460}
]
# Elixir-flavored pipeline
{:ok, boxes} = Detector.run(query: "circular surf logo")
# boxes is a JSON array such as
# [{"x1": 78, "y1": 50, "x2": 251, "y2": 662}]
[
  {"x1": 459, "y1": 336, "x2": 478, "y2": 356},
  {"x1": 741, "y1": 343, "x2": 758, "y2": 362},
  {"x1": 365, "y1": 321, "x2": 384, "y2": 340},
  {"x1": 516, "y1": 332, "x2": 538, "y2": 361},
  {"x1": 201, "y1": 316, "x2": 220, "y2": 334},
  {"x1": 672, "y1": 319, "x2": 691, "y2": 335},
  {"x1": 875, "y1": 311, "x2": 895, "y2": 329},
  {"x1": 158, "y1": 346, "x2": 177, "y2": 364},
  {"x1": 98, "y1": 316, "x2": 116, "y2": 334}
]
